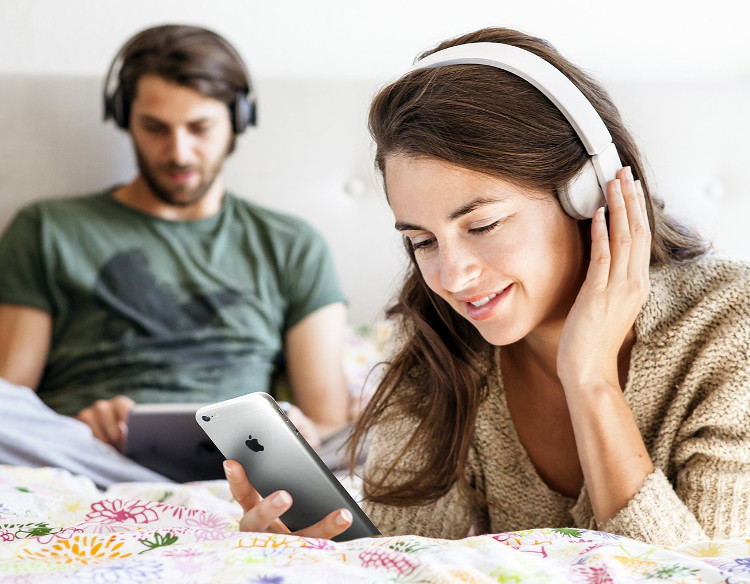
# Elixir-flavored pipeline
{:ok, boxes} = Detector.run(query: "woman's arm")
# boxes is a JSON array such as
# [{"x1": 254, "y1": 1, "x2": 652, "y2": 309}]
[
  {"x1": 596, "y1": 331, "x2": 750, "y2": 545},
  {"x1": 558, "y1": 167, "x2": 750, "y2": 545},
  {"x1": 557, "y1": 167, "x2": 655, "y2": 525}
]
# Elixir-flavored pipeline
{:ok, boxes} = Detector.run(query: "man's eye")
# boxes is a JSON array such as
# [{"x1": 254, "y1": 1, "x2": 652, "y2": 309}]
[
  {"x1": 143, "y1": 124, "x2": 168, "y2": 135},
  {"x1": 190, "y1": 122, "x2": 215, "y2": 135}
]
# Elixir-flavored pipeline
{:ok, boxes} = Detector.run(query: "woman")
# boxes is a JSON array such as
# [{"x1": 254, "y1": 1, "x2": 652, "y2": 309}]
[{"x1": 224, "y1": 27, "x2": 750, "y2": 546}]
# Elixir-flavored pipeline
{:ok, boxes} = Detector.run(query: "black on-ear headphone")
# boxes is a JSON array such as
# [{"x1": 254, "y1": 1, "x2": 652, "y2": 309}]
[
  {"x1": 411, "y1": 42, "x2": 622, "y2": 220},
  {"x1": 103, "y1": 28, "x2": 257, "y2": 134}
]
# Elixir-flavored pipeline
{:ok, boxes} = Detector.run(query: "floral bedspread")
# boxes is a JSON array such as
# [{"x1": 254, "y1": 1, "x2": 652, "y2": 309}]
[{"x1": 2, "y1": 465, "x2": 750, "y2": 583}]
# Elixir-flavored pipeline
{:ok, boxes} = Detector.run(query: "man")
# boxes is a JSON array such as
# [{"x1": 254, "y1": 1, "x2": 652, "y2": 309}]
[{"x1": 0, "y1": 25, "x2": 350, "y2": 483}]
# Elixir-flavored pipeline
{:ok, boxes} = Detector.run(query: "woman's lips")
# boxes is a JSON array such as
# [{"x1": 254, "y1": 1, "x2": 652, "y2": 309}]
[{"x1": 463, "y1": 284, "x2": 513, "y2": 321}]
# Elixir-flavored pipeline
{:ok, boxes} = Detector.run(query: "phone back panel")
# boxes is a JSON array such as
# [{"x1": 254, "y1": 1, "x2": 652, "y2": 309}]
[{"x1": 196, "y1": 393, "x2": 379, "y2": 541}]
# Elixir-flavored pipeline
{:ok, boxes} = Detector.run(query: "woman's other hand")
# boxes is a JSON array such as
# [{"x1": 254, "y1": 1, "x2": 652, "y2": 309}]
[
  {"x1": 556, "y1": 166, "x2": 651, "y2": 390},
  {"x1": 223, "y1": 459, "x2": 353, "y2": 538}
]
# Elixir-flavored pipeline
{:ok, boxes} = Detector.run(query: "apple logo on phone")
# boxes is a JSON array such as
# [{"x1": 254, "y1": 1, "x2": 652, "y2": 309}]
[{"x1": 245, "y1": 434, "x2": 264, "y2": 452}]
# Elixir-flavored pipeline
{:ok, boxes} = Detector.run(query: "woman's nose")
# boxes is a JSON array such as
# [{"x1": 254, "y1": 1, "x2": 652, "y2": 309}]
[{"x1": 438, "y1": 243, "x2": 480, "y2": 293}]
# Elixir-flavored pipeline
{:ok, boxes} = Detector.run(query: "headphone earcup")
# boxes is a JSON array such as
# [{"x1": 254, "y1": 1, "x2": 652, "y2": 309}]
[
  {"x1": 105, "y1": 85, "x2": 130, "y2": 129},
  {"x1": 230, "y1": 93, "x2": 256, "y2": 134},
  {"x1": 557, "y1": 159, "x2": 605, "y2": 220}
]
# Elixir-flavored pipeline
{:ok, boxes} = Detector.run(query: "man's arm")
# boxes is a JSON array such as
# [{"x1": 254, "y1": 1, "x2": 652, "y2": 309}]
[
  {"x1": 0, "y1": 303, "x2": 53, "y2": 390},
  {"x1": 0, "y1": 304, "x2": 133, "y2": 451},
  {"x1": 284, "y1": 302, "x2": 350, "y2": 440}
]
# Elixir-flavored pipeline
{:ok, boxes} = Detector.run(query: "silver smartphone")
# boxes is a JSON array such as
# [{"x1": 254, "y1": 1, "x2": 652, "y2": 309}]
[{"x1": 195, "y1": 392, "x2": 380, "y2": 541}]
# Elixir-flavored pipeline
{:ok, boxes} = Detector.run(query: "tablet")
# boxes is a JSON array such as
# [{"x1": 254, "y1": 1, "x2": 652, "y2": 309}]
[
  {"x1": 125, "y1": 403, "x2": 225, "y2": 483},
  {"x1": 196, "y1": 393, "x2": 380, "y2": 541}
]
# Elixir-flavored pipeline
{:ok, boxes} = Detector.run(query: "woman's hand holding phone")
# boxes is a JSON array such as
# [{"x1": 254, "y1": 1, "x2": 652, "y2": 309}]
[{"x1": 223, "y1": 459, "x2": 353, "y2": 539}]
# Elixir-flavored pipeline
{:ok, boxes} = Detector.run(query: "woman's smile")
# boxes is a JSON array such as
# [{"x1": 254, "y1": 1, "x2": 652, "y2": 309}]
[{"x1": 462, "y1": 284, "x2": 513, "y2": 321}]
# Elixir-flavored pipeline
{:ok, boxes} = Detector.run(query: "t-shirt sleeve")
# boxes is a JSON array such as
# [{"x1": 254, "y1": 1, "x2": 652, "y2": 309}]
[
  {"x1": 0, "y1": 205, "x2": 53, "y2": 312},
  {"x1": 281, "y1": 223, "x2": 346, "y2": 331}
]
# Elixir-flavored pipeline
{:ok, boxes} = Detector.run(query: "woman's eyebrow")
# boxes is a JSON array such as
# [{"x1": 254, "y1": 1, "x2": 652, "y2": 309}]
[
  {"x1": 395, "y1": 196, "x2": 506, "y2": 232},
  {"x1": 395, "y1": 220, "x2": 423, "y2": 232},
  {"x1": 449, "y1": 197, "x2": 505, "y2": 221}
]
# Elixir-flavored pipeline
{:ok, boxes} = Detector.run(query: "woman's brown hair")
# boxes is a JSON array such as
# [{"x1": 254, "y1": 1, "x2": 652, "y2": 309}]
[{"x1": 348, "y1": 27, "x2": 710, "y2": 507}]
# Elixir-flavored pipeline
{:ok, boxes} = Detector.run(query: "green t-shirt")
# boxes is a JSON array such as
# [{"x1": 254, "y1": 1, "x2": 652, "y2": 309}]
[{"x1": 0, "y1": 189, "x2": 346, "y2": 415}]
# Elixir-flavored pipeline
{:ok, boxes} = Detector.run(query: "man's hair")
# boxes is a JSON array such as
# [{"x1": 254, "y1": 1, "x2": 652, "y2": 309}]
[{"x1": 105, "y1": 24, "x2": 252, "y2": 133}]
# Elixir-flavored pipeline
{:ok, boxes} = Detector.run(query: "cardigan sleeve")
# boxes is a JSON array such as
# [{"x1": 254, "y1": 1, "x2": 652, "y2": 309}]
[
  {"x1": 600, "y1": 315, "x2": 750, "y2": 546},
  {"x1": 360, "y1": 412, "x2": 480, "y2": 539},
  {"x1": 596, "y1": 469, "x2": 707, "y2": 545},
  {"x1": 598, "y1": 432, "x2": 750, "y2": 547}
]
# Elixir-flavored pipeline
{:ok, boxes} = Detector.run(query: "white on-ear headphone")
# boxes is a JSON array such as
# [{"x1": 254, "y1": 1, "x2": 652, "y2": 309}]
[{"x1": 411, "y1": 42, "x2": 622, "y2": 220}]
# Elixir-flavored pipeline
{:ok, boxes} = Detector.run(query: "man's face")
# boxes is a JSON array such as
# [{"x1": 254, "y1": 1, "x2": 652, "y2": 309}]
[{"x1": 128, "y1": 74, "x2": 234, "y2": 207}]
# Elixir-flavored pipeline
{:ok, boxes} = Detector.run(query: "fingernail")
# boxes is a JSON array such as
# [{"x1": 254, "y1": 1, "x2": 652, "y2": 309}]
[
  {"x1": 596, "y1": 207, "x2": 606, "y2": 222},
  {"x1": 613, "y1": 179, "x2": 622, "y2": 195},
  {"x1": 273, "y1": 491, "x2": 292, "y2": 508},
  {"x1": 335, "y1": 509, "x2": 353, "y2": 526},
  {"x1": 625, "y1": 166, "x2": 634, "y2": 181},
  {"x1": 222, "y1": 461, "x2": 232, "y2": 476}
]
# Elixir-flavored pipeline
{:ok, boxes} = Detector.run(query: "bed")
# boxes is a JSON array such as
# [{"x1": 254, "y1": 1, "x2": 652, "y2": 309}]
[
  {"x1": 2, "y1": 465, "x2": 750, "y2": 583},
  {"x1": 2, "y1": 324, "x2": 747, "y2": 583}
]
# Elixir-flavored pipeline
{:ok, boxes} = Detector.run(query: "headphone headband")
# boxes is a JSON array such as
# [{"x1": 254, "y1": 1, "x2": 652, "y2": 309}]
[{"x1": 410, "y1": 42, "x2": 622, "y2": 219}]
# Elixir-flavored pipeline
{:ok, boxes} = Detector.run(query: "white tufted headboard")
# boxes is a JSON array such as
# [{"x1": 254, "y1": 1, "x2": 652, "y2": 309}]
[{"x1": 1, "y1": 75, "x2": 749, "y2": 325}]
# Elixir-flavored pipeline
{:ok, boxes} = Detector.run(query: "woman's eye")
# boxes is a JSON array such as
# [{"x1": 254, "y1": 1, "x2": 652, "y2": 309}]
[
  {"x1": 469, "y1": 219, "x2": 503, "y2": 235},
  {"x1": 410, "y1": 237, "x2": 436, "y2": 252}
]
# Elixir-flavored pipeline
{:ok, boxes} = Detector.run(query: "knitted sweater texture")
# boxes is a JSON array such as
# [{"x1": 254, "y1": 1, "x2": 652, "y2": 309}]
[{"x1": 362, "y1": 258, "x2": 750, "y2": 546}]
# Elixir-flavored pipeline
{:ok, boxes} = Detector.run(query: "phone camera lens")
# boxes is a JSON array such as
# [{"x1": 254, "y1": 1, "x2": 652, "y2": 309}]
[{"x1": 201, "y1": 415, "x2": 210, "y2": 422}]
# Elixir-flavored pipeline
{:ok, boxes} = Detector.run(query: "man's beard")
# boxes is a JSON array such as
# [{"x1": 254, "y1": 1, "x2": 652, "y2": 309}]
[{"x1": 135, "y1": 149, "x2": 225, "y2": 208}]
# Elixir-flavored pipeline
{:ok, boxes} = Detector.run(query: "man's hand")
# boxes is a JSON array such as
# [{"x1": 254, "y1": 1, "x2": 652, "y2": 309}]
[
  {"x1": 279, "y1": 402, "x2": 322, "y2": 449},
  {"x1": 76, "y1": 395, "x2": 136, "y2": 452}
]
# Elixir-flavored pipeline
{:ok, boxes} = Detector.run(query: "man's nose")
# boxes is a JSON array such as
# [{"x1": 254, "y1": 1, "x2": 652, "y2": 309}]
[{"x1": 167, "y1": 129, "x2": 194, "y2": 164}]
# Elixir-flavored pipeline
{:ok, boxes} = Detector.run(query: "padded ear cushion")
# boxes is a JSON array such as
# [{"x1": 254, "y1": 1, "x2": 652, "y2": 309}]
[
  {"x1": 557, "y1": 159, "x2": 605, "y2": 220},
  {"x1": 105, "y1": 85, "x2": 130, "y2": 129},
  {"x1": 230, "y1": 93, "x2": 256, "y2": 134}
]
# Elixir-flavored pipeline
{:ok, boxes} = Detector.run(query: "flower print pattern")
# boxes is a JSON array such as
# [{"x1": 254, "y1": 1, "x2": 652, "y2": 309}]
[
  {"x1": 72, "y1": 559, "x2": 164, "y2": 583},
  {"x1": 86, "y1": 499, "x2": 159, "y2": 526},
  {"x1": 17, "y1": 534, "x2": 132, "y2": 565},
  {"x1": 3, "y1": 466, "x2": 750, "y2": 582},
  {"x1": 1, "y1": 528, "x2": 15, "y2": 542}
]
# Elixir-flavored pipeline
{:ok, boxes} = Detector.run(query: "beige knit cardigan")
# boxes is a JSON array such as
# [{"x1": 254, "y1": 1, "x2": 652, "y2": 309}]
[{"x1": 362, "y1": 258, "x2": 750, "y2": 546}]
